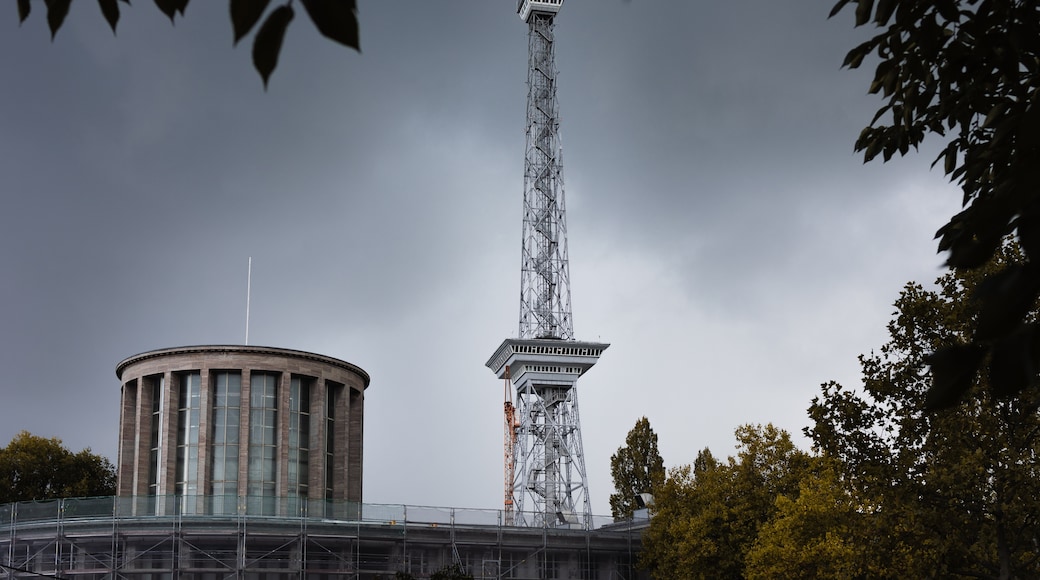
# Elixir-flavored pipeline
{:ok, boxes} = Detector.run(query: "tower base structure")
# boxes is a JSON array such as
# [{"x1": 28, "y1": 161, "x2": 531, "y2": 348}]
[{"x1": 488, "y1": 338, "x2": 608, "y2": 529}]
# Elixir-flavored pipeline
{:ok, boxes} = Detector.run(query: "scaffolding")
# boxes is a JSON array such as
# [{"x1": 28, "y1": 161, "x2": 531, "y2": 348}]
[{"x1": 0, "y1": 497, "x2": 646, "y2": 579}]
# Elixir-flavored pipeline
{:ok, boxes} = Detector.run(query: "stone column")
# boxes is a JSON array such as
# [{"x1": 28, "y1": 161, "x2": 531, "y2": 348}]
[
  {"x1": 277, "y1": 370, "x2": 291, "y2": 514},
  {"x1": 116, "y1": 379, "x2": 138, "y2": 497},
  {"x1": 238, "y1": 369, "x2": 252, "y2": 505}
]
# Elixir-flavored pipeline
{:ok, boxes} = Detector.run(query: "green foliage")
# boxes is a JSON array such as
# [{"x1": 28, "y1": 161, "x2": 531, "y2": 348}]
[
  {"x1": 0, "y1": 431, "x2": 116, "y2": 504},
  {"x1": 16, "y1": 0, "x2": 359, "y2": 88},
  {"x1": 609, "y1": 416, "x2": 665, "y2": 520},
  {"x1": 639, "y1": 424, "x2": 812, "y2": 580},
  {"x1": 429, "y1": 563, "x2": 473, "y2": 580},
  {"x1": 807, "y1": 244, "x2": 1040, "y2": 578},
  {"x1": 745, "y1": 460, "x2": 866, "y2": 580},
  {"x1": 831, "y1": 0, "x2": 1040, "y2": 407}
]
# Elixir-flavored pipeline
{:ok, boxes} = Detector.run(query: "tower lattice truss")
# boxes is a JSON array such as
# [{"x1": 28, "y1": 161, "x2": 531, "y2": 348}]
[
  {"x1": 519, "y1": 6, "x2": 572, "y2": 342},
  {"x1": 488, "y1": 0, "x2": 608, "y2": 531}
]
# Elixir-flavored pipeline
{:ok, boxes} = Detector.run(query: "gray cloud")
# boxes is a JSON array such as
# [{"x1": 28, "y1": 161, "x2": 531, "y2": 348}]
[{"x1": 0, "y1": 1, "x2": 961, "y2": 514}]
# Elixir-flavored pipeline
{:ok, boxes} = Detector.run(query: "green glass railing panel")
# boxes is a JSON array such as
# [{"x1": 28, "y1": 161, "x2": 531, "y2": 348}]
[
  {"x1": 15, "y1": 499, "x2": 60, "y2": 522},
  {"x1": 62, "y1": 497, "x2": 115, "y2": 519}
]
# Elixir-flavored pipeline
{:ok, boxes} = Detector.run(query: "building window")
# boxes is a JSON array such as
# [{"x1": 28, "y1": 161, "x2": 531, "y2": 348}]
[
  {"x1": 147, "y1": 375, "x2": 164, "y2": 499},
  {"x1": 288, "y1": 376, "x2": 311, "y2": 511},
  {"x1": 175, "y1": 372, "x2": 201, "y2": 514},
  {"x1": 325, "y1": 384, "x2": 338, "y2": 502},
  {"x1": 248, "y1": 372, "x2": 278, "y2": 515},
  {"x1": 210, "y1": 372, "x2": 241, "y2": 515},
  {"x1": 542, "y1": 552, "x2": 560, "y2": 580}
]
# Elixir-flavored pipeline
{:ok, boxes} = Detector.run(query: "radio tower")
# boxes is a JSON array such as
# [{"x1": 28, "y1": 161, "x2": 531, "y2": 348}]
[{"x1": 487, "y1": 0, "x2": 608, "y2": 530}]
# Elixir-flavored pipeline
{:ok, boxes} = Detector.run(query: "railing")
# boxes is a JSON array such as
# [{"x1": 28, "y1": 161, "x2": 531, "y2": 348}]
[{"x1": 0, "y1": 496, "x2": 622, "y2": 531}]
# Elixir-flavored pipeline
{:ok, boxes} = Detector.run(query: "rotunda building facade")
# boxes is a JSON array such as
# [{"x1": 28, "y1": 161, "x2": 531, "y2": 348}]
[{"x1": 115, "y1": 345, "x2": 369, "y2": 517}]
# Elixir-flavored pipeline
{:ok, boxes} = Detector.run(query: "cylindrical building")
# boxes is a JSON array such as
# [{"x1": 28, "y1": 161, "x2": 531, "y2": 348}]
[{"x1": 115, "y1": 345, "x2": 369, "y2": 517}]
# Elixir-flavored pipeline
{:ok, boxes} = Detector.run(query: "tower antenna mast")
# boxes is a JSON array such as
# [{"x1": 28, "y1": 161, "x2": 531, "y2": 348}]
[{"x1": 488, "y1": 0, "x2": 608, "y2": 530}]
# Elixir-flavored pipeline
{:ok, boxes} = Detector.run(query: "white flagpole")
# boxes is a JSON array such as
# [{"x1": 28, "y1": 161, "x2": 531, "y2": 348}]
[{"x1": 245, "y1": 257, "x2": 252, "y2": 345}]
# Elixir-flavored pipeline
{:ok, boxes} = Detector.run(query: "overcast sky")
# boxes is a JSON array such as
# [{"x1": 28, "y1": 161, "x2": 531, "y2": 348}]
[{"x1": 0, "y1": 1, "x2": 961, "y2": 516}]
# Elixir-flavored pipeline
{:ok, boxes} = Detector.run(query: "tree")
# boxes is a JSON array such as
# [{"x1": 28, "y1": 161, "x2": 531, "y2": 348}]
[
  {"x1": 830, "y1": 0, "x2": 1040, "y2": 408},
  {"x1": 17, "y1": 0, "x2": 359, "y2": 88},
  {"x1": 0, "y1": 431, "x2": 116, "y2": 504},
  {"x1": 807, "y1": 242, "x2": 1040, "y2": 579},
  {"x1": 639, "y1": 424, "x2": 812, "y2": 580},
  {"x1": 609, "y1": 416, "x2": 665, "y2": 520},
  {"x1": 744, "y1": 460, "x2": 868, "y2": 580}
]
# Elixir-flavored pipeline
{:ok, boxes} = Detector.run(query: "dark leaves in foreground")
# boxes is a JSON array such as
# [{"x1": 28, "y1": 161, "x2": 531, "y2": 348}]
[
  {"x1": 832, "y1": 0, "x2": 1040, "y2": 409},
  {"x1": 252, "y1": 4, "x2": 294, "y2": 89},
  {"x1": 153, "y1": 0, "x2": 189, "y2": 23},
  {"x1": 17, "y1": 0, "x2": 360, "y2": 86},
  {"x1": 301, "y1": 0, "x2": 359, "y2": 50},
  {"x1": 231, "y1": 0, "x2": 272, "y2": 45},
  {"x1": 924, "y1": 343, "x2": 985, "y2": 410},
  {"x1": 98, "y1": 0, "x2": 123, "y2": 34},
  {"x1": 18, "y1": 0, "x2": 30, "y2": 24},
  {"x1": 44, "y1": 0, "x2": 71, "y2": 39}
]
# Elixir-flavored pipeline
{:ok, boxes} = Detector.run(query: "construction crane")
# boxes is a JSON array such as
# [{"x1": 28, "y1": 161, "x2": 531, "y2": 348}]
[{"x1": 503, "y1": 366, "x2": 518, "y2": 525}]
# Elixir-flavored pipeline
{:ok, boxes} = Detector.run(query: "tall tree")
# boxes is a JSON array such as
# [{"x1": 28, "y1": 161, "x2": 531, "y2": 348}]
[
  {"x1": 609, "y1": 416, "x2": 665, "y2": 520},
  {"x1": 831, "y1": 0, "x2": 1040, "y2": 407},
  {"x1": 807, "y1": 242, "x2": 1040, "y2": 579},
  {"x1": 639, "y1": 424, "x2": 811, "y2": 580},
  {"x1": 0, "y1": 431, "x2": 116, "y2": 504}
]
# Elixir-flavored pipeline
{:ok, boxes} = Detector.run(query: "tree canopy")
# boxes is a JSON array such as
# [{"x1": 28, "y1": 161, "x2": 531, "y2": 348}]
[
  {"x1": 0, "y1": 431, "x2": 116, "y2": 504},
  {"x1": 806, "y1": 242, "x2": 1040, "y2": 579},
  {"x1": 830, "y1": 0, "x2": 1040, "y2": 408},
  {"x1": 609, "y1": 416, "x2": 665, "y2": 520},
  {"x1": 639, "y1": 424, "x2": 813, "y2": 580},
  {"x1": 17, "y1": 0, "x2": 359, "y2": 88},
  {"x1": 639, "y1": 248, "x2": 1040, "y2": 578}
]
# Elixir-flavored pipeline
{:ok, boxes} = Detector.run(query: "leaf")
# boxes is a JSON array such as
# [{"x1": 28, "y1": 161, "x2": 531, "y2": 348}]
[
  {"x1": 43, "y1": 0, "x2": 72, "y2": 40},
  {"x1": 154, "y1": 0, "x2": 189, "y2": 22},
  {"x1": 828, "y1": 0, "x2": 855, "y2": 19},
  {"x1": 935, "y1": 0, "x2": 960, "y2": 22},
  {"x1": 300, "y1": 0, "x2": 359, "y2": 51},
  {"x1": 842, "y1": 46, "x2": 868, "y2": 69},
  {"x1": 983, "y1": 102, "x2": 1007, "y2": 129},
  {"x1": 973, "y1": 264, "x2": 1040, "y2": 342},
  {"x1": 99, "y1": 0, "x2": 120, "y2": 34},
  {"x1": 1017, "y1": 210, "x2": 1040, "y2": 263},
  {"x1": 231, "y1": 0, "x2": 271, "y2": 45},
  {"x1": 17, "y1": 0, "x2": 30, "y2": 24},
  {"x1": 855, "y1": 0, "x2": 874, "y2": 26},
  {"x1": 924, "y1": 343, "x2": 985, "y2": 410},
  {"x1": 943, "y1": 142, "x2": 957, "y2": 175},
  {"x1": 154, "y1": 0, "x2": 176, "y2": 20},
  {"x1": 252, "y1": 3, "x2": 294, "y2": 89},
  {"x1": 936, "y1": 202, "x2": 1013, "y2": 269},
  {"x1": 874, "y1": 0, "x2": 896, "y2": 26},
  {"x1": 987, "y1": 329, "x2": 1040, "y2": 398}
]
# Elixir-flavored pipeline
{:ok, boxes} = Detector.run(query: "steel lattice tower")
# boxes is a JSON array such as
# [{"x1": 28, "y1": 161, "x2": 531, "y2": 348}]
[{"x1": 487, "y1": 0, "x2": 608, "y2": 530}]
